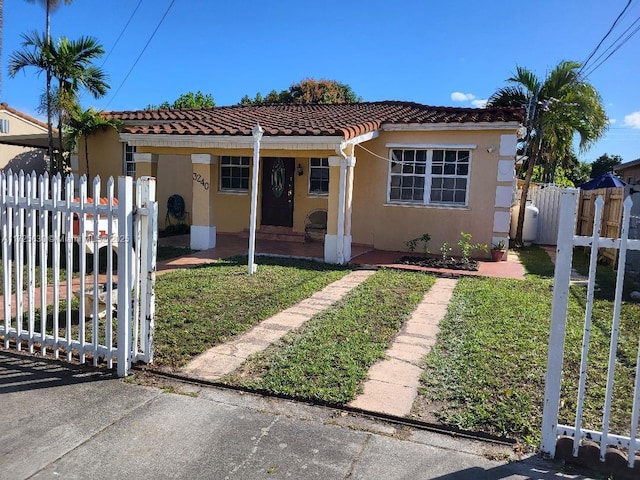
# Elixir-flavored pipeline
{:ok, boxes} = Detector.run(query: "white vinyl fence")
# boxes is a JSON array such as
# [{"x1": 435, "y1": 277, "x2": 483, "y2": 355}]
[
  {"x1": 530, "y1": 184, "x2": 563, "y2": 245},
  {"x1": 541, "y1": 188, "x2": 640, "y2": 467},
  {"x1": 0, "y1": 171, "x2": 158, "y2": 376}
]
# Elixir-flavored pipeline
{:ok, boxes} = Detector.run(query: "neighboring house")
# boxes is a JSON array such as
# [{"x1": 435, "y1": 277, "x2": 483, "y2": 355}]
[
  {"x1": 0, "y1": 103, "x2": 50, "y2": 175},
  {"x1": 613, "y1": 158, "x2": 640, "y2": 185},
  {"x1": 75, "y1": 101, "x2": 523, "y2": 264}
]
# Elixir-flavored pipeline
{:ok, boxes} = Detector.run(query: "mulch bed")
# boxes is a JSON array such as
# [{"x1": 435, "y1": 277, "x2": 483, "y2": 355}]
[{"x1": 397, "y1": 255, "x2": 480, "y2": 271}]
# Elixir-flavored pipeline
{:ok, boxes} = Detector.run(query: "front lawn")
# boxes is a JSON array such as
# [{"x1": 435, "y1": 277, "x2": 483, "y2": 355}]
[
  {"x1": 224, "y1": 269, "x2": 435, "y2": 403},
  {"x1": 414, "y1": 246, "x2": 640, "y2": 447},
  {"x1": 153, "y1": 257, "x2": 351, "y2": 368}
]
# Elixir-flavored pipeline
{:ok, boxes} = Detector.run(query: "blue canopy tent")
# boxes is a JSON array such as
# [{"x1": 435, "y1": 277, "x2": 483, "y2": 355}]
[{"x1": 579, "y1": 173, "x2": 626, "y2": 190}]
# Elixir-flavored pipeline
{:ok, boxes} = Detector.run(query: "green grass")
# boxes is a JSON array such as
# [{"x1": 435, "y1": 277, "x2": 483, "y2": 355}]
[
  {"x1": 153, "y1": 256, "x2": 351, "y2": 368},
  {"x1": 224, "y1": 269, "x2": 436, "y2": 403},
  {"x1": 416, "y1": 246, "x2": 640, "y2": 447}
]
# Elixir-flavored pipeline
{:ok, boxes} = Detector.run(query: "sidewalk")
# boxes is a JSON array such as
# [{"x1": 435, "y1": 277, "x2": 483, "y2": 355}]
[{"x1": 0, "y1": 350, "x2": 596, "y2": 480}]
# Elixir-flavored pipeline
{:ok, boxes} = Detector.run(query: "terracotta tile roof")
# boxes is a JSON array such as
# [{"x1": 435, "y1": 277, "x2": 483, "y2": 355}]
[
  {"x1": 108, "y1": 102, "x2": 524, "y2": 140},
  {"x1": 0, "y1": 103, "x2": 51, "y2": 131}
]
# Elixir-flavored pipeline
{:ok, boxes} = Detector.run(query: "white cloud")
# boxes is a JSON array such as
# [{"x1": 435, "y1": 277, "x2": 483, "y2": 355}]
[
  {"x1": 471, "y1": 99, "x2": 488, "y2": 108},
  {"x1": 608, "y1": 118, "x2": 617, "y2": 125},
  {"x1": 451, "y1": 92, "x2": 475, "y2": 102},
  {"x1": 623, "y1": 111, "x2": 640, "y2": 128}
]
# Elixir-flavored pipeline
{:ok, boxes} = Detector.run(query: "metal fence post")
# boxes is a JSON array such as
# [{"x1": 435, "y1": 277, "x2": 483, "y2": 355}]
[
  {"x1": 117, "y1": 176, "x2": 133, "y2": 377},
  {"x1": 138, "y1": 177, "x2": 157, "y2": 363},
  {"x1": 540, "y1": 188, "x2": 579, "y2": 457}
]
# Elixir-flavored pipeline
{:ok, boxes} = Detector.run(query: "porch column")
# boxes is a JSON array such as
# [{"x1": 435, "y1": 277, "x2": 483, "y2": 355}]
[
  {"x1": 324, "y1": 155, "x2": 356, "y2": 264},
  {"x1": 190, "y1": 154, "x2": 217, "y2": 250},
  {"x1": 134, "y1": 153, "x2": 158, "y2": 178}
]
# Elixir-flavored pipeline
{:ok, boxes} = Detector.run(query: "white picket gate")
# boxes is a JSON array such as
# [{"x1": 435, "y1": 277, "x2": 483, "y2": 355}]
[
  {"x1": 0, "y1": 171, "x2": 158, "y2": 377},
  {"x1": 541, "y1": 188, "x2": 640, "y2": 467}
]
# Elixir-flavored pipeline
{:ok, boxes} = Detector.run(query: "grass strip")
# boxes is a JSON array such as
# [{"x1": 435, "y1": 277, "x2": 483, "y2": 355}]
[
  {"x1": 153, "y1": 257, "x2": 351, "y2": 368},
  {"x1": 225, "y1": 269, "x2": 435, "y2": 404},
  {"x1": 417, "y1": 246, "x2": 640, "y2": 447}
]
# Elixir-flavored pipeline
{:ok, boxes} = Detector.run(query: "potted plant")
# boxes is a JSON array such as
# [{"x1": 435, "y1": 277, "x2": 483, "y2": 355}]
[{"x1": 491, "y1": 241, "x2": 507, "y2": 262}]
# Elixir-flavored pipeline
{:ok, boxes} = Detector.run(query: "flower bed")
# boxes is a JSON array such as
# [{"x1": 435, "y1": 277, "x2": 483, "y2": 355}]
[{"x1": 397, "y1": 255, "x2": 480, "y2": 271}]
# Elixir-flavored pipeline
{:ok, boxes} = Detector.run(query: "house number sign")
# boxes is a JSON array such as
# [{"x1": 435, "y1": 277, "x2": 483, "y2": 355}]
[{"x1": 193, "y1": 172, "x2": 209, "y2": 190}]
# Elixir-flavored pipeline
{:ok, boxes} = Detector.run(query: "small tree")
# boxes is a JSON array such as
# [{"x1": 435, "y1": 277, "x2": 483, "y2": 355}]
[
  {"x1": 66, "y1": 105, "x2": 121, "y2": 178},
  {"x1": 239, "y1": 78, "x2": 361, "y2": 105},
  {"x1": 589, "y1": 153, "x2": 622, "y2": 178},
  {"x1": 147, "y1": 90, "x2": 215, "y2": 110}
]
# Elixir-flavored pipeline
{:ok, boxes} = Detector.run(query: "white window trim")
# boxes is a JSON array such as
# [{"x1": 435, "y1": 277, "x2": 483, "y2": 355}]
[
  {"x1": 308, "y1": 157, "x2": 329, "y2": 197},
  {"x1": 123, "y1": 143, "x2": 136, "y2": 178},
  {"x1": 386, "y1": 148, "x2": 472, "y2": 207},
  {"x1": 219, "y1": 155, "x2": 250, "y2": 193}
]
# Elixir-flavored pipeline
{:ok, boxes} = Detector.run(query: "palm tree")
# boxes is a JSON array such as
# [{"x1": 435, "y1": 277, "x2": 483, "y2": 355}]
[
  {"x1": 487, "y1": 61, "x2": 608, "y2": 245},
  {"x1": 25, "y1": 0, "x2": 73, "y2": 167},
  {"x1": 66, "y1": 105, "x2": 120, "y2": 179},
  {"x1": 9, "y1": 32, "x2": 108, "y2": 173},
  {"x1": 49, "y1": 35, "x2": 109, "y2": 171}
]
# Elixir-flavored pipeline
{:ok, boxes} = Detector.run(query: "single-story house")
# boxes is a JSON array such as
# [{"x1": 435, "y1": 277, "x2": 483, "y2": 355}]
[
  {"x1": 73, "y1": 101, "x2": 523, "y2": 264},
  {"x1": 613, "y1": 158, "x2": 640, "y2": 185},
  {"x1": 0, "y1": 103, "x2": 51, "y2": 175}
]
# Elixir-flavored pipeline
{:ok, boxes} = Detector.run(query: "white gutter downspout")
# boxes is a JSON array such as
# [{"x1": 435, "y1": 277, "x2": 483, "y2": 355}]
[{"x1": 335, "y1": 143, "x2": 348, "y2": 265}]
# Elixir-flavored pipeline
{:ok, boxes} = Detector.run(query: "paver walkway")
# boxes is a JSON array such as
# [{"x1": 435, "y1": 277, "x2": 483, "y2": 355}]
[
  {"x1": 182, "y1": 269, "x2": 375, "y2": 381},
  {"x1": 349, "y1": 277, "x2": 458, "y2": 417}
]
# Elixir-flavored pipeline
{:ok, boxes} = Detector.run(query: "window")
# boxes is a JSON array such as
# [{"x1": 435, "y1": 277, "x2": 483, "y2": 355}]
[
  {"x1": 0, "y1": 119, "x2": 9, "y2": 134},
  {"x1": 388, "y1": 148, "x2": 470, "y2": 206},
  {"x1": 124, "y1": 144, "x2": 136, "y2": 178},
  {"x1": 220, "y1": 156, "x2": 250, "y2": 191},
  {"x1": 309, "y1": 157, "x2": 329, "y2": 194}
]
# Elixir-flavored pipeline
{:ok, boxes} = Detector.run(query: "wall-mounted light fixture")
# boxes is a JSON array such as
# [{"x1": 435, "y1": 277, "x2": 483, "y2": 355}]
[
  {"x1": 297, "y1": 163, "x2": 304, "y2": 176},
  {"x1": 487, "y1": 145, "x2": 496, "y2": 153}
]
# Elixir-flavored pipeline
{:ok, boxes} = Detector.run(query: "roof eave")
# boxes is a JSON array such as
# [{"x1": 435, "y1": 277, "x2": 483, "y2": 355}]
[
  {"x1": 381, "y1": 121, "x2": 522, "y2": 132},
  {"x1": 119, "y1": 133, "x2": 345, "y2": 151}
]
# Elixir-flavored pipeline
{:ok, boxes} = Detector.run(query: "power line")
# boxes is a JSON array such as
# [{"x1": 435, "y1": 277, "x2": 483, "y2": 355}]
[
  {"x1": 105, "y1": 0, "x2": 176, "y2": 109},
  {"x1": 580, "y1": 0, "x2": 633, "y2": 74},
  {"x1": 582, "y1": 16, "x2": 640, "y2": 77},
  {"x1": 101, "y1": 0, "x2": 144, "y2": 67}
]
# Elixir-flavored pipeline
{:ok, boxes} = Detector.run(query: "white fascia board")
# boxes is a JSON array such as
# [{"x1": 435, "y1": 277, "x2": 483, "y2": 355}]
[
  {"x1": 381, "y1": 122, "x2": 521, "y2": 132},
  {"x1": 119, "y1": 133, "x2": 343, "y2": 151},
  {"x1": 385, "y1": 143, "x2": 477, "y2": 149},
  {"x1": 342, "y1": 130, "x2": 379, "y2": 146}
]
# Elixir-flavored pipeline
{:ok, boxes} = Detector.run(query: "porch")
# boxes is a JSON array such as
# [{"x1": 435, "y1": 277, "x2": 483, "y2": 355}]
[{"x1": 157, "y1": 234, "x2": 525, "y2": 280}]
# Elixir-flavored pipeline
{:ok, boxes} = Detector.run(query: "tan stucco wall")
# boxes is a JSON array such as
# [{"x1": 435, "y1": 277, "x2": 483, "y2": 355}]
[
  {"x1": 83, "y1": 129, "x2": 514, "y2": 256},
  {"x1": 618, "y1": 165, "x2": 640, "y2": 185},
  {"x1": 349, "y1": 130, "x2": 512, "y2": 257},
  {"x1": 0, "y1": 110, "x2": 48, "y2": 174},
  {"x1": 81, "y1": 129, "x2": 123, "y2": 185},
  {"x1": 157, "y1": 155, "x2": 192, "y2": 230},
  {"x1": 131, "y1": 147, "x2": 332, "y2": 234}
]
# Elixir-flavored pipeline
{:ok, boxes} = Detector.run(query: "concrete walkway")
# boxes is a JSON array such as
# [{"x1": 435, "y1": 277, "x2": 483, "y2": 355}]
[
  {"x1": 182, "y1": 269, "x2": 375, "y2": 381},
  {"x1": 349, "y1": 278, "x2": 457, "y2": 416}
]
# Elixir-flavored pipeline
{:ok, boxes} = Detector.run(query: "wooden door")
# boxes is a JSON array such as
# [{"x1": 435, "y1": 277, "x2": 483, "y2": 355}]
[{"x1": 261, "y1": 157, "x2": 294, "y2": 227}]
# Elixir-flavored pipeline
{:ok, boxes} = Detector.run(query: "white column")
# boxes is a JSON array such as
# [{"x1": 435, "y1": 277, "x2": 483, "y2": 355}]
[
  {"x1": 190, "y1": 154, "x2": 217, "y2": 250},
  {"x1": 324, "y1": 155, "x2": 355, "y2": 264},
  {"x1": 248, "y1": 125, "x2": 264, "y2": 274}
]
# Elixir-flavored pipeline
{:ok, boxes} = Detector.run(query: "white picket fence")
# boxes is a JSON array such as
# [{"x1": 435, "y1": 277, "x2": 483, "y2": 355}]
[
  {"x1": 0, "y1": 171, "x2": 158, "y2": 376},
  {"x1": 541, "y1": 188, "x2": 640, "y2": 467}
]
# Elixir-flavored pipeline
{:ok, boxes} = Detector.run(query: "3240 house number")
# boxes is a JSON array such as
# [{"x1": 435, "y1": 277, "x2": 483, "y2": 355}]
[{"x1": 193, "y1": 173, "x2": 209, "y2": 190}]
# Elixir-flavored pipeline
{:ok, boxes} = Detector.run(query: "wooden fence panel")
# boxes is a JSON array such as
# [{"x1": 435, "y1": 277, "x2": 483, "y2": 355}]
[{"x1": 576, "y1": 188, "x2": 624, "y2": 264}]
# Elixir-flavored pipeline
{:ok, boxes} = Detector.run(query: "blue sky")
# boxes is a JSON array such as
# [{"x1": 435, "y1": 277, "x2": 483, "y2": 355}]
[{"x1": 2, "y1": 0, "x2": 639, "y2": 164}]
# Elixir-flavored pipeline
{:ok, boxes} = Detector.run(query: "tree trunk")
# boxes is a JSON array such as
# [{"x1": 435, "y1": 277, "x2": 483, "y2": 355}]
[
  {"x1": 515, "y1": 140, "x2": 540, "y2": 245},
  {"x1": 45, "y1": 3, "x2": 54, "y2": 173},
  {"x1": 84, "y1": 134, "x2": 90, "y2": 179}
]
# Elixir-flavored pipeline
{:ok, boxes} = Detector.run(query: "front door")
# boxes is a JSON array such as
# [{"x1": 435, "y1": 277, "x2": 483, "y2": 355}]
[{"x1": 261, "y1": 157, "x2": 295, "y2": 227}]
